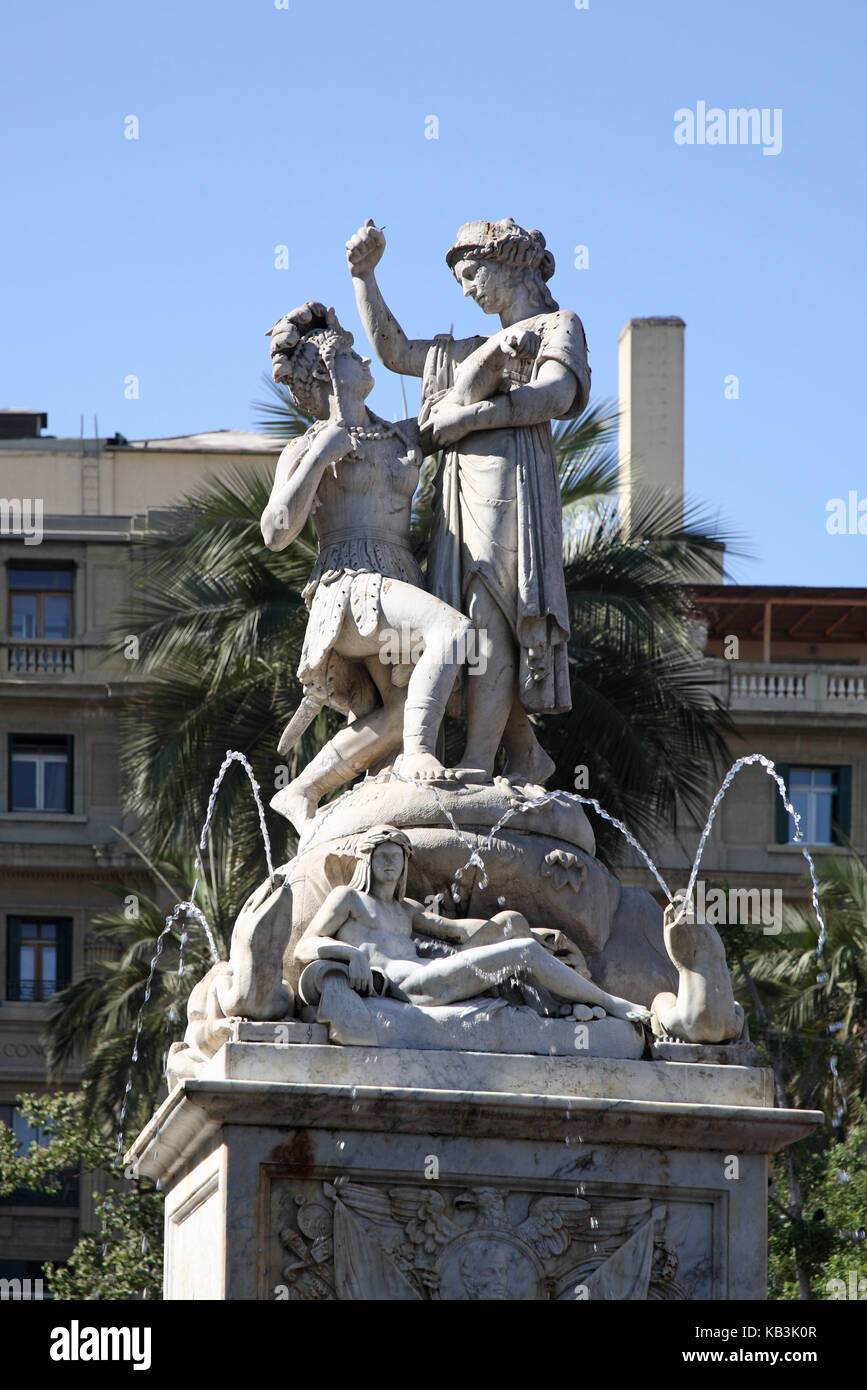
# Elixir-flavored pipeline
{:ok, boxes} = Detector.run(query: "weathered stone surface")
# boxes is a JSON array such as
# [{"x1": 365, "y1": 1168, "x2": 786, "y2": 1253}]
[
  {"x1": 650, "y1": 1039, "x2": 759, "y2": 1066},
  {"x1": 126, "y1": 1045, "x2": 822, "y2": 1301},
  {"x1": 206, "y1": 1038, "x2": 771, "y2": 1106},
  {"x1": 294, "y1": 775, "x2": 595, "y2": 858}
]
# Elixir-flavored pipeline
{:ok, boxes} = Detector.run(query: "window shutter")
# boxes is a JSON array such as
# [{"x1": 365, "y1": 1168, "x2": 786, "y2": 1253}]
[
  {"x1": 774, "y1": 762, "x2": 792, "y2": 843},
  {"x1": 56, "y1": 920, "x2": 73, "y2": 991},
  {"x1": 834, "y1": 765, "x2": 852, "y2": 844},
  {"x1": 6, "y1": 917, "x2": 22, "y2": 1001}
]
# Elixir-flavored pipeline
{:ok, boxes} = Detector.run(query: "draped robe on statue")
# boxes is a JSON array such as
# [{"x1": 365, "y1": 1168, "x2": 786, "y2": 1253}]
[{"x1": 421, "y1": 309, "x2": 590, "y2": 716}]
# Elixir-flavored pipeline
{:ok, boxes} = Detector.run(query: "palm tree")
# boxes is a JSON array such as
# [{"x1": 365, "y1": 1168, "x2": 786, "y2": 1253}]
[
  {"x1": 45, "y1": 840, "x2": 255, "y2": 1133},
  {"x1": 737, "y1": 849, "x2": 867, "y2": 1116},
  {"x1": 727, "y1": 851, "x2": 867, "y2": 1301},
  {"x1": 114, "y1": 382, "x2": 738, "y2": 875}
]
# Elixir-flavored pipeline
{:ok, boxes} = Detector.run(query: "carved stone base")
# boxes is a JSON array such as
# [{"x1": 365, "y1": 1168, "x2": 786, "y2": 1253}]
[{"x1": 128, "y1": 1044, "x2": 821, "y2": 1300}]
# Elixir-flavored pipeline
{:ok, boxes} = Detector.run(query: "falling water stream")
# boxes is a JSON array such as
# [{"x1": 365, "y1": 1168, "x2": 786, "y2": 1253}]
[
  {"x1": 115, "y1": 747, "x2": 848, "y2": 1258},
  {"x1": 115, "y1": 752, "x2": 276, "y2": 1170}
]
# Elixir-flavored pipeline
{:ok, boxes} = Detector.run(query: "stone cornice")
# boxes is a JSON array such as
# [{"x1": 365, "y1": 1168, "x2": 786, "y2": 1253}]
[{"x1": 127, "y1": 1074, "x2": 823, "y2": 1183}]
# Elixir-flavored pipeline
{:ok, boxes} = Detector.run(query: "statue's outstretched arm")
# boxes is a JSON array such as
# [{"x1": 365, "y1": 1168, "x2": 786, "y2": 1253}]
[
  {"x1": 409, "y1": 902, "x2": 472, "y2": 945},
  {"x1": 347, "y1": 219, "x2": 434, "y2": 378}
]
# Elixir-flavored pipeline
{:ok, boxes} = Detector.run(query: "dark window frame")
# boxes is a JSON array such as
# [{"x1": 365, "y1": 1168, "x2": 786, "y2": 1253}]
[
  {"x1": 5, "y1": 915, "x2": 73, "y2": 1002},
  {"x1": 775, "y1": 762, "x2": 852, "y2": 846},
  {"x1": 7, "y1": 734, "x2": 74, "y2": 814},
  {"x1": 0, "y1": 1105, "x2": 80, "y2": 1212},
  {"x1": 7, "y1": 563, "x2": 75, "y2": 641}
]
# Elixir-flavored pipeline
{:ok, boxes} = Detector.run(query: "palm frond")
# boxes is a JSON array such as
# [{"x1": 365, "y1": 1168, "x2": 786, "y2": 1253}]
[{"x1": 251, "y1": 373, "x2": 313, "y2": 441}]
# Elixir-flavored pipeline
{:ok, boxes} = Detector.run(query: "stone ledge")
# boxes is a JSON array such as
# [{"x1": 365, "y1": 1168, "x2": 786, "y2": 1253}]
[
  {"x1": 650, "y1": 1039, "x2": 759, "y2": 1066},
  {"x1": 127, "y1": 1073, "x2": 823, "y2": 1183},
  {"x1": 231, "y1": 1020, "x2": 329, "y2": 1045},
  {"x1": 204, "y1": 1040, "x2": 772, "y2": 1107}
]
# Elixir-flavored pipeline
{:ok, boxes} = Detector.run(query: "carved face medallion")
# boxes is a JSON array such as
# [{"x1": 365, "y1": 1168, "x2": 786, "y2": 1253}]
[{"x1": 438, "y1": 1232, "x2": 543, "y2": 1301}]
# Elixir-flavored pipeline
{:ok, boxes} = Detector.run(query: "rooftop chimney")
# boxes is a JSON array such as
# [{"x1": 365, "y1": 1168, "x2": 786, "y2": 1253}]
[
  {"x1": 0, "y1": 409, "x2": 48, "y2": 439},
  {"x1": 618, "y1": 318, "x2": 684, "y2": 537}
]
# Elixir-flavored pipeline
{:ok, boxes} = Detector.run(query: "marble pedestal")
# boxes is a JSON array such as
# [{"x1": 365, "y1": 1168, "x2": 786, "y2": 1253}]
[{"x1": 127, "y1": 1031, "x2": 821, "y2": 1301}]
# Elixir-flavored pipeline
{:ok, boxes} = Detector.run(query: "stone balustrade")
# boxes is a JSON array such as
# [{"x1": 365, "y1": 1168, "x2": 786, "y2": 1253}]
[{"x1": 712, "y1": 660, "x2": 867, "y2": 712}]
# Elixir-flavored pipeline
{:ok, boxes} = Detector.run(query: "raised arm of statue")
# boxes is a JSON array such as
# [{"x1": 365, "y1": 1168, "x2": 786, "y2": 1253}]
[
  {"x1": 347, "y1": 219, "x2": 435, "y2": 378},
  {"x1": 260, "y1": 423, "x2": 352, "y2": 550}
]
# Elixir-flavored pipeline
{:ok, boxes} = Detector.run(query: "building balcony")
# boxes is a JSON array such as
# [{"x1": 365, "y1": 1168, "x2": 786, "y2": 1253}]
[
  {"x1": 709, "y1": 660, "x2": 867, "y2": 713},
  {"x1": 4, "y1": 639, "x2": 78, "y2": 675},
  {"x1": 0, "y1": 637, "x2": 134, "y2": 685}
]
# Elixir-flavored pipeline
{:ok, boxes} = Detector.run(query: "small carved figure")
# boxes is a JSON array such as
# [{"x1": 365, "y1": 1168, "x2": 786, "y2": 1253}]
[
  {"x1": 650, "y1": 891, "x2": 745, "y2": 1043},
  {"x1": 166, "y1": 876, "x2": 292, "y2": 1078},
  {"x1": 294, "y1": 823, "x2": 649, "y2": 1021}
]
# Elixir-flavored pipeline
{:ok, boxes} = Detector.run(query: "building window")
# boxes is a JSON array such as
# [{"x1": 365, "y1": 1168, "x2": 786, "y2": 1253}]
[
  {"x1": 6, "y1": 565, "x2": 75, "y2": 674},
  {"x1": 775, "y1": 764, "x2": 852, "y2": 845},
  {"x1": 6, "y1": 917, "x2": 72, "y2": 1001},
  {"x1": 0, "y1": 1103, "x2": 51, "y2": 1150},
  {"x1": 0, "y1": 1105, "x2": 79, "y2": 1213},
  {"x1": 8, "y1": 566, "x2": 74, "y2": 640},
  {"x1": 8, "y1": 735, "x2": 73, "y2": 813}
]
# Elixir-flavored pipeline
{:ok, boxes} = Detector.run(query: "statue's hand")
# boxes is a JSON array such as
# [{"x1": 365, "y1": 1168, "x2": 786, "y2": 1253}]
[
  {"x1": 427, "y1": 399, "x2": 481, "y2": 447},
  {"x1": 346, "y1": 218, "x2": 386, "y2": 277},
  {"x1": 664, "y1": 891, "x2": 693, "y2": 932},
  {"x1": 500, "y1": 328, "x2": 541, "y2": 361},
  {"x1": 311, "y1": 421, "x2": 353, "y2": 470},
  {"x1": 346, "y1": 949, "x2": 374, "y2": 995}
]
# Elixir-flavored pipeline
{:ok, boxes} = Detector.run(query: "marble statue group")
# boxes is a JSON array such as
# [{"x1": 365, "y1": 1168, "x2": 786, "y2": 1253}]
[
  {"x1": 131, "y1": 216, "x2": 822, "y2": 1306},
  {"x1": 168, "y1": 216, "x2": 746, "y2": 1084}
]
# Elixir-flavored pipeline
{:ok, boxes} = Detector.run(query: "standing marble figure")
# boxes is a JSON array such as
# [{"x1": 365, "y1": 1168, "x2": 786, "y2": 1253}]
[
  {"x1": 348, "y1": 217, "x2": 591, "y2": 783},
  {"x1": 261, "y1": 301, "x2": 472, "y2": 828}
]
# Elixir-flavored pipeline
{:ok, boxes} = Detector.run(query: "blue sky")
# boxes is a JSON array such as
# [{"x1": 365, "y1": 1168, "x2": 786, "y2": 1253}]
[{"x1": 1, "y1": 0, "x2": 864, "y2": 584}]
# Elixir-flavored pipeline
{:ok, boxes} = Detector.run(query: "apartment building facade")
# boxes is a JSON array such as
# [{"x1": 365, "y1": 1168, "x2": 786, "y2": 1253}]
[
  {"x1": 0, "y1": 410, "x2": 277, "y2": 1283},
  {"x1": 618, "y1": 585, "x2": 867, "y2": 913},
  {"x1": 2, "y1": 322, "x2": 864, "y2": 1285}
]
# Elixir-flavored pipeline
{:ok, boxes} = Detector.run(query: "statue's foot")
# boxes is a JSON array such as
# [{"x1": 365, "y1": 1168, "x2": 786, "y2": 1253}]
[
  {"x1": 495, "y1": 774, "x2": 547, "y2": 802},
  {"x1": 452, "y1": 766, "x2": 493, "y2": 785},
  {"x1": 626, "y1": 1008, "x2": 652, "y2": 1026},
  {"x1": 273, "y1": 785, "x2": 319, "y2": 834},
  {"x1": 503, "y1": 744, "x2": 556, "y2": 787},
  {"x1": 397, "y1": 753, "x2": 459, "y2": 785},
  {"x1": 605, "y1": 995, "x2": 651, "y2": 1025}
]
